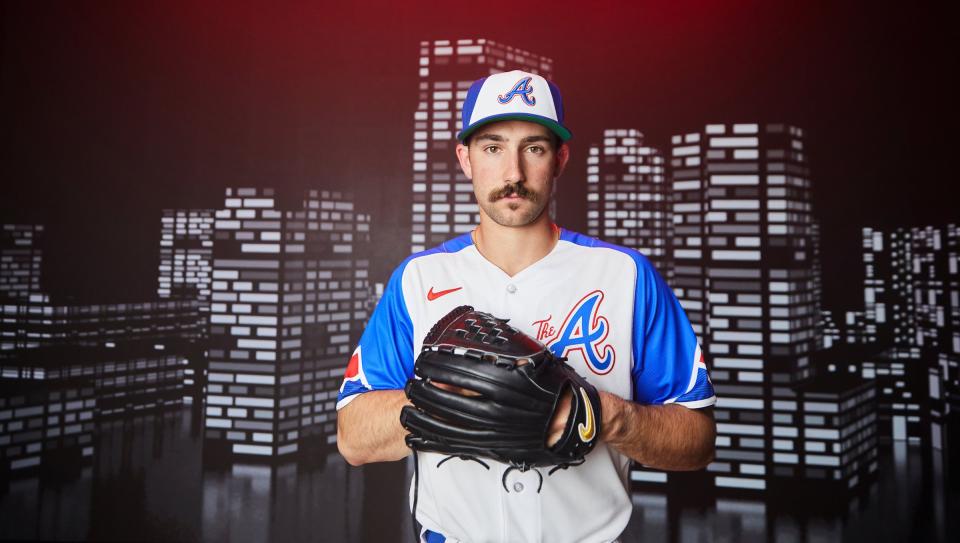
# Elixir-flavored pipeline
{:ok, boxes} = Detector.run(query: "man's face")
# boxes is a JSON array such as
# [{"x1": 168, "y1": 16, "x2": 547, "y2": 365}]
[{"x1": 455, "y1": 120, "x2": 569, "y2": 228}]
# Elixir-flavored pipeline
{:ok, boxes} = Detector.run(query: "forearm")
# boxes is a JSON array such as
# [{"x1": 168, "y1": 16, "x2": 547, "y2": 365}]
[
  {"x1": 336, "y1": 390, "x2": 411, "y2": 466},
  {"x1": 599, "y1": 391, "x2": 715, "y2": 470}
]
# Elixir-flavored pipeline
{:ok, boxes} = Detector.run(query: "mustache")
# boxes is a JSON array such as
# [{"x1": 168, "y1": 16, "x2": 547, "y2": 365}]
[{"x1": 488, "y1": 183, "x2": 536, "y2": 203}]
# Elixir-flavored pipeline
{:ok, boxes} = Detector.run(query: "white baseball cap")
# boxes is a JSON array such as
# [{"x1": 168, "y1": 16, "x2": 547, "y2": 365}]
[{"x1": 457, "y1": 70, "x2": 572, "y2": 142}]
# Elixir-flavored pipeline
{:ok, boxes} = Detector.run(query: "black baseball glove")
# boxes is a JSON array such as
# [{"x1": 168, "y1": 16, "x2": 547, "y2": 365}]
[{"x1": 400, "y1": 305, "x2": 603, "y2": 471}]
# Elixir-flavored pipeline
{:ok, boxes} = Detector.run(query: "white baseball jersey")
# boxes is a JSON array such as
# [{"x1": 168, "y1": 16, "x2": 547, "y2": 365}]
[{"x1": 337, "y1": 228, "x2": 716, "y2": 543}]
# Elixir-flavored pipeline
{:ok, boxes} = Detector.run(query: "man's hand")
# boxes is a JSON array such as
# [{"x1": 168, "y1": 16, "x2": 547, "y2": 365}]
[{"x1": 547, "y1": 388, "x2": 573, "y2": 447}]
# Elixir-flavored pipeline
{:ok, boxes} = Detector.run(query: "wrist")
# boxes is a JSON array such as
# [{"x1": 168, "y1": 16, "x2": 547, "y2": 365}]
[{"x1": 598, "y1": 391, "x2": 626, "y2": 443}]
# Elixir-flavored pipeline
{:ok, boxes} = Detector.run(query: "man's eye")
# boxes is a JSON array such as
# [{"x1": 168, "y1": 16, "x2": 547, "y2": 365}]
[
  {"x1": 527, "y1": 146, "x2": 545, "y2": 154},
  {"x1": 484, "y1": 146, "x2": 501, "y2": 154}
]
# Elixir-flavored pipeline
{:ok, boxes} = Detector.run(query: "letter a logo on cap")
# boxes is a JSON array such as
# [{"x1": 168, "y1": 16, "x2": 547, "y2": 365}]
[
  {"x1": 458, "y1": 70, "x2": 572, "y2": 142},
  {"x1": 497, "y1": 76, "x2": 536, "y2": 106}
]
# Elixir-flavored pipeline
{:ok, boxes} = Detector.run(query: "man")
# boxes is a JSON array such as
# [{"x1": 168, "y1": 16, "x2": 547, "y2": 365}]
[{"x1": 336, "y1": 70, "x2": 716, "y2": 543}]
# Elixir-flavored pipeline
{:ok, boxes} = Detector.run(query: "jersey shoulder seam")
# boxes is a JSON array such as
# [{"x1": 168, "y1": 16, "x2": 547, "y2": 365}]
[
  {"x1": 558, "y1": 228, "x2": 652, "y2": 272},
  {"x1": 400, "y1": 232, "x2": 474, "y2": 269}
]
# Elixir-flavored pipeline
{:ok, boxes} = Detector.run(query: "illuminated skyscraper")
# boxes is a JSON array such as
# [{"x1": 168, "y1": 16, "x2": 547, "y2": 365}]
[
  {"x1": 157, "y1": 209, "x2": 214, "y2": 304},
  {"x1": 0, "y1": 224, "x2": 45, "y2": 302},
  {"x1": 781, "y1": 368, "x2": 878, "y2": 491},
  {"x1": 586, "y1": 129, "x2": 671, "y2": 280},
  {"x1": 935, "y1": 225, "x2": 960, "y2": 439},
  {"x1": 0, "y1": 218, "x2": 211, "y2": 475},
  {"x1": 1, "y1": 300, "x2": 202, "y2": 351},
  {"x1": 911, "y1": 225, "x2": 958, "y2": 354},
  {"x1": 666, "y1": 123, "x2": 821, "y2": 491},
  {"x1": 1, "y1": 338, "x2": 195, "y2": 417},
  {"x1": 0, "y1": 373, "x2": 95, "y2": 475},
  {"x1": 811, "y1": 221, "x2": 824, "y2": 347},
  {"x1": 411, "y1": 39, "x2": 554, "y2": 253},
  {"x1": 819, "y1": 310, "x2": 841, "y2": 349},
  {"x1": 843, "y1": 310, "x2": 872, "y2": 344},
  {"x1": 847, "y1": 224, "x2": 959, "y2": 446},
  {"x1": 204, "y1": 188, "x2": 371, "y2": 458},
  {"x1": 899, "y1": 226, "x2": 957, "y2": 449},
  {"x1": 860, "y1": 227, "x2": 911, "y2": 345}
]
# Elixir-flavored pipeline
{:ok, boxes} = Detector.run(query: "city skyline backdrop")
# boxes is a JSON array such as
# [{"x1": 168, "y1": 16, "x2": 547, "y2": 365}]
[
  {"x1": 3, "y1": 33, "x2": 955, "y2": 488},
  {"x1": 1, "y1": 1, "x2": 954, "y2": 310},
  {"x1": 1, "y1": 3, "x2": 957, "y2": 540}
]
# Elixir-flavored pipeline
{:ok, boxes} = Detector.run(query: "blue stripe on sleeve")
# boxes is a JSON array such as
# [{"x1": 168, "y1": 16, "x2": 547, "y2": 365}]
[
  {"x1": 673, "y1": 367, "x2": 714, "y2": 404},
  {"x1": 336, "y1": 233, "x2": 474, "y2": 405},
  {"x1": 630, "y1": 250, "x2": 705, "y2": 404},
  {"x1": 335, "y1": 260, "x2": 415, "y2": 405}
]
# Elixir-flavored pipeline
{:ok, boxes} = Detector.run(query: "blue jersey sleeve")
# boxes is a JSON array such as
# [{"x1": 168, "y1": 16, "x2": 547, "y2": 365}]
[
  {"x1": 336, "y1": 261, "x2": 415, "y2": 409},
  {"x1": 632, "y1": 256, "x2": 716, "y2": 409}
]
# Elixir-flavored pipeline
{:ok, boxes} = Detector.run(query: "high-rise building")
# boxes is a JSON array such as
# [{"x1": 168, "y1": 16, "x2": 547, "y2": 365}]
[
  {"x1": 908, "y1": 225, "x2": 959, "y2": 450},
  {"x1": 0, "y1": 351, "x2": 96, "y2": 475},
  {"x1": 411, "y1": 39, "x2": 554, "y2": 253},
  {"x1": 204, "y1": 188, "x2": 371, "y2": 458},
  {"x1": 157, "y1": 209, "x2": 214, "y2": 342},
  {"x1": 0, "y1": 224, "x2": 45, "y2": 302},
  {"x1": 819, "y1": 310, "x2": 841, "y2": 349},
  {"x1": 586, "y1": 129, "x2": 672, "y2": 280},
  {"x1": 0, "y1": 338, "x2": 198, "y2": 418},
  {"x1": 666, "y1": 123, "x2": 819, "y2": 491},
  {"x1": 853, "y1": 224, "x2": 958, "y2": 350},
  {"x1": 860, "y1": 227, "x2": 912, "y2": 345},
  {"x1": 1, "y1": 299, "x2": 203, "y2": 351},
  {"x1": 846, "y1": 224, "x2": 959, "y2": 446},
  {"x1": 864, "y1": 346, "x2": 934, "y2": 444},
  {"x1": 843, "y1": 310, "x2": 872, "y2": 344},
  {"x1": 912, "y1": 225, "x2": 959, "y2": 353},
  {"x1": 811, "y1": 221, "x2": 824, "y2": 348},
  {"x1": 157, "y1": 209, "x2": 215, "y2": 304},
  {"x1": 773, "y1": 367, "x2": 878, "y2": 491},
  {"x1": 0, "y1": 299, "x2": 205, "y2": 417},
  {"x1": 0, "y1": 217, "x2": 210, "y2": 477},
  {"x1": 939, "y1": 351, "x2": 959, "y2": 452}
]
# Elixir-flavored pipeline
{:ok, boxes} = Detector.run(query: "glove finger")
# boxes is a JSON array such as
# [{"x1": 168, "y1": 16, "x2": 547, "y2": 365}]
[
  {"x1": 401, "y1": 406, "x2": 545, "y2": 449},
  {"x1": 416, "y1": 351, "x2": 555, "y2": 408},
  {"x1": 406, "y1": 379, "x2": 550, "y2": 430}
]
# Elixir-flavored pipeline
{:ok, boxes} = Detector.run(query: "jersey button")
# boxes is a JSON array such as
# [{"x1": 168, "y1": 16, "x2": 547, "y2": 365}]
[
  {"x1": 506, "y1": 284, "x2": 517, "y2": 294},
  {"x1": 513, "y1": 482, "x2": 524, "y2": 492}
]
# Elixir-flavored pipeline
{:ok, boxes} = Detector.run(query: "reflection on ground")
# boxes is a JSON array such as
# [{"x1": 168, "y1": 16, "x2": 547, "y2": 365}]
[{"x1": 0, "y1": 406, "x2": 955, "y2": 542}]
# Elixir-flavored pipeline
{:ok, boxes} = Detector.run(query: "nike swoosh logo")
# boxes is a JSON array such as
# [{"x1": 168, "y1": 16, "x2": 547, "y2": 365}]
[
  {"x1": 578, "y1": 387, "x2": 597, "y2": 442},
  {"x1": 427, "y1": 286, "x2": 462, "y2": 301}
]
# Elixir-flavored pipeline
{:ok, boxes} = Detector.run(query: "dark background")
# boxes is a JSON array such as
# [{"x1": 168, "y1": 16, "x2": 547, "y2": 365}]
[{"x1": 1, "y1": 0, "x2": 955, "y2": 311}]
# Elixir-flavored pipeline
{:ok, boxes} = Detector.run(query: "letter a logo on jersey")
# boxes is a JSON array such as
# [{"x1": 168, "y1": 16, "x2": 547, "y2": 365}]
[
  {"x1": 498, "y1": 76, "x2": 536, "y2": 106},
  {"x1": 547, "y1": 290, "x2": 616, "y2": 375}
]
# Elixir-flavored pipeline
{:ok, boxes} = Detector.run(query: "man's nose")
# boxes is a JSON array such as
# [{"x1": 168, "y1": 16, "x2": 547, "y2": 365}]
[{"x1": 503, "y1": 149, "x2": 525, "y2": 184}]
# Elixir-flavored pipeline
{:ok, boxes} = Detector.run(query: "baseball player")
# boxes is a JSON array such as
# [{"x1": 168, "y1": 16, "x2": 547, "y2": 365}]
[{"x1": 336, "y1": 70, "x2": 717, "y2": 543}]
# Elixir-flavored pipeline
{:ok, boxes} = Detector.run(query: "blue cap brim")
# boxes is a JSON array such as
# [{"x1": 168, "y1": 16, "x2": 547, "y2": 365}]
[{"x1": 457, "y1": 113, "x2": 572, "y2": 143}]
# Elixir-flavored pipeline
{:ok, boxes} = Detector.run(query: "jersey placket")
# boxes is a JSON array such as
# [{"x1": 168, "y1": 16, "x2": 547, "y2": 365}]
[{"x1": 499, "y1": 466, "x2": 543, "y2": 542}]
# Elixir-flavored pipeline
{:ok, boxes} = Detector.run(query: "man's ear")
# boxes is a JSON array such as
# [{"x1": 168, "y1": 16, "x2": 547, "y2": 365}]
[
  {"x1": 456, "y1": 143, "x2": 473, "y2": 180},
  {"x1": 554, "y1": 143, "x2": 570, "y2": 178}
]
